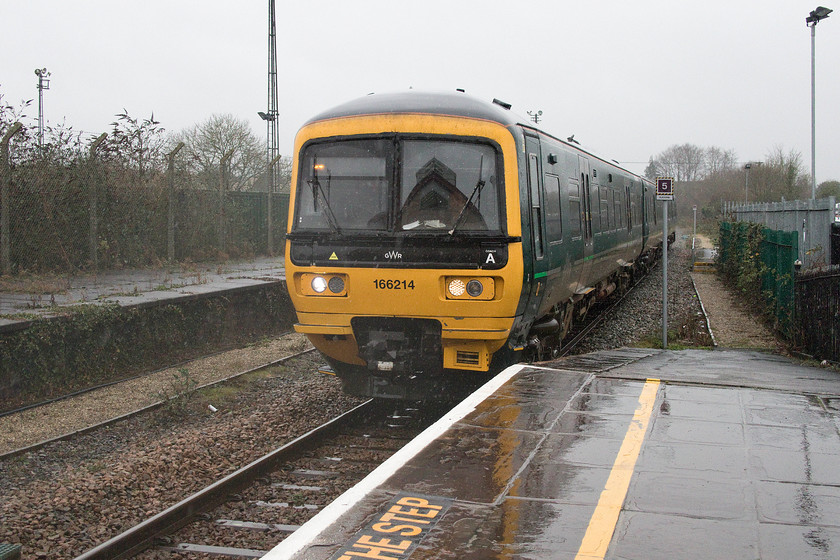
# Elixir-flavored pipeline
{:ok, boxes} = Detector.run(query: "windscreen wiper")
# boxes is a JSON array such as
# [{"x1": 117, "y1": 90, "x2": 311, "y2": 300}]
[
  {"x1": 448, "y1": 155, "x2": 485, "y2": 236},
  {"x1": 307, "y1": 157, "x2": 341, "y2": 234}
]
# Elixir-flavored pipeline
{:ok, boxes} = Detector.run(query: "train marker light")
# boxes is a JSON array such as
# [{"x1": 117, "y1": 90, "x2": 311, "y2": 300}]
[{"x1": 448, "y1": 279, "x2": 466, "y2": 297}]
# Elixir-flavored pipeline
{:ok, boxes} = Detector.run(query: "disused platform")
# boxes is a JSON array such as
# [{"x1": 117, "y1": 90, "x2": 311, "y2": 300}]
[
  {"x1": 0, "y1": 257, "x2": 285, "y2": 330},
  {"x1": 0, "y1": 258, "x2": 289, "y2": 403},
  {"x1": 264, "y1": 348, "x2": 840, "y2": 560}
]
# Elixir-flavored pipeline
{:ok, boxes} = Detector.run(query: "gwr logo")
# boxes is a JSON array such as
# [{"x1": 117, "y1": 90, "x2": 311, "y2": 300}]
[{"x1": 385, "y1": 250, "x2": 403, "y2": 259}]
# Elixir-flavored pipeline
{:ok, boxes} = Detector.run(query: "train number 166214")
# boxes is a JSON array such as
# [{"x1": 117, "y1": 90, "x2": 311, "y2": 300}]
[{"x1": 373, "y1": 279, "x2": 415, "y2": 290}]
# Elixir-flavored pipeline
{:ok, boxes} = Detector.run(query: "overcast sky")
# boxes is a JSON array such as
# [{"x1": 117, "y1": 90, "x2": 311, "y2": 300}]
[{"x1": 2, "y1": 0, "x2": 838, "y2": 183}]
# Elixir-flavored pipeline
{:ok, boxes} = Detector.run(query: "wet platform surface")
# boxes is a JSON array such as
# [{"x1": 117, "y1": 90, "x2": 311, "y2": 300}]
[
  {"x1": 0, "y1": 257, "x2": 285, "y2": 330},
  {"x1": 265, "y1": 348, "x2": 840, "y2": 560}
]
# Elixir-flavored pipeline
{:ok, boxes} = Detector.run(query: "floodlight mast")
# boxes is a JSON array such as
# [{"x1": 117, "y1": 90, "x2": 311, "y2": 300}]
[
  {"x1": 35, "y1": 68, "x2": 50, "y2": 147},
  {"x1": 806, "y1": 6, "x2": 832, "y2": 199},
  {"x1": 261, "y1": 0, "x2": 280, "y2": 254}
]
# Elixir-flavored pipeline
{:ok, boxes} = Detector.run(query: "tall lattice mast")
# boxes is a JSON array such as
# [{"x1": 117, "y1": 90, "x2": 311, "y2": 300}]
[
  {"x1": 261, "y1": 0, "x2": 280, "y2": 254},
  {"x1": 267, "y1": 0, "x2": 279, "y2": 182}
]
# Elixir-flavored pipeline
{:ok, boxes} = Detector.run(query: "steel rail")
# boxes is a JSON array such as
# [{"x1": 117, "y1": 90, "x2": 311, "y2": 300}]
[
  {"x1": 0, "y1": 331, "x2": 296, "y2": 419},
  {"x1": 0, "y1": 348, "x2": 317, "y2": 461},
  {"x1": 558, "y1": 265, "x2": 652, "y2": 358},
  {"x1": 73, "y1": 398, "x2": 376, "y2": 560}
]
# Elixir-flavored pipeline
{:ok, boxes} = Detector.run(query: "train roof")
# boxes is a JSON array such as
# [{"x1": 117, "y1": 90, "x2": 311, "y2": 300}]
[
  {"x1": 303, "y1": 90, "x2": 653, "y2": 185},
  {"x1": 303, "y1": 90, "x2": 524, "y2": 128}
]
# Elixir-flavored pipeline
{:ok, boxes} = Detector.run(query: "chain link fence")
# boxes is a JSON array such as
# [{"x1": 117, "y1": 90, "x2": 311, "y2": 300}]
[{"x1": 1, "y1": 124, "x2": 290, "y2": 276}]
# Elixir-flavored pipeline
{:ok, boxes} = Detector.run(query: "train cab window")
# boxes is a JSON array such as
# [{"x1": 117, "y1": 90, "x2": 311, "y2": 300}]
[
  {"x1": 295, "y1": 138, "x2": 391, "y2": 231},
  {"x1": 398, "y1": 140, "x2": 500, "y2": 232},
  {"x1": 294, "y1": 137, "x2": 502, "y2": 235},
  {"x1": 544, "y1": 173, "x2": 562, "y2": 242}
]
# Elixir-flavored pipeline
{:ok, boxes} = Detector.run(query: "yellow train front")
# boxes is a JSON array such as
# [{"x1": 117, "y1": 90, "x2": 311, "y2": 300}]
[{"x1": 285, "y1": 90, "x2": 666, "y2": 399}]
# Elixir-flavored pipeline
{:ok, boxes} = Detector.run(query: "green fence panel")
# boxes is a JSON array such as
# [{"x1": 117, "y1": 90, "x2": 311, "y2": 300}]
[
  {"x1": 759, "y1": 228, "x2": 797, "y2": 333},
  {"x1": 719, "y1": 221, "x2": 798, "y2": 336}
]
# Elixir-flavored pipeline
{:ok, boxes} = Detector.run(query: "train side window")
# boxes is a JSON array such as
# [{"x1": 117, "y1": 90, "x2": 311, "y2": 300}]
[
  {"x1": 544, "y1": 173, "x2": 562, "y2": 243},
  {"x1": 569, "y1": 179, "x2": 582, "y2": 238},
  {"x1": 625, "y1": 185, "x2": 632, "y2": 232},
  {"x1": 528, "y1": 153, "x2": 544, "y2": 259},
  {"x1": 584, "y1": 173, "x2": 592, "y2": 239},
  {"x1": 614, "y1": 189, "x2": 623, "y2": 229},
  {"x1": 598, "y1": 185, "x2": 608, "y2": 233}
]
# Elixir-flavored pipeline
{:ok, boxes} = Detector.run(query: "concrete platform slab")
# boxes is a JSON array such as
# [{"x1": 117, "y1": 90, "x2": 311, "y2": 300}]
[{"x1": 264, "y1": 348, "x2": 840, "y2": 560}]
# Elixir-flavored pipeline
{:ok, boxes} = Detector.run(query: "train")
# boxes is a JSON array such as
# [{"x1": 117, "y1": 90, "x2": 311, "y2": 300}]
[{"x1": 284, "y1": 90, "x2": 674, "y2": 400}]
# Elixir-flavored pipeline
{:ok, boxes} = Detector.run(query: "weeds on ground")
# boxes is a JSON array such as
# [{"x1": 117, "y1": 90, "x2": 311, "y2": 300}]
[{"x1": 154, "y1": 368, "x2": 198, "y2": 416}]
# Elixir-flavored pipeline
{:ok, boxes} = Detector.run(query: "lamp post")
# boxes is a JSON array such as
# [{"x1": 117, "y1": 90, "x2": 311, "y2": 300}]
[
  {"x1": 807, "y1": 6, "x2": 832, "y2": 199},
  {"x1": 744, "y1": 162, "x2": 751, "y2": 203}
]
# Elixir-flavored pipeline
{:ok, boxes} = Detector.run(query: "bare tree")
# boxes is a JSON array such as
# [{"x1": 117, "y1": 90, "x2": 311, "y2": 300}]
[
  {"x1": 752, "y1": 146, "x2": 808, "y2": 202},
  {"x1": 649, "y1": 143, "x2": 706, "y2": 182},
  {"x1": 817, "y1": 180, "x2": 840, "y2": 199},
  {"x1": 703, "y1": 146, "x2": 738, "y2": 177},
  {"x1": 170, "y1": 114, "x2": 265, "y2": 192}
]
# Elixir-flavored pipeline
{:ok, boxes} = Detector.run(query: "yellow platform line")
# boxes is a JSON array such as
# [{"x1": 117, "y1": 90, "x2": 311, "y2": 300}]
[{"x1": 574, "y1": 378, "x2": 660, "y2": 560}]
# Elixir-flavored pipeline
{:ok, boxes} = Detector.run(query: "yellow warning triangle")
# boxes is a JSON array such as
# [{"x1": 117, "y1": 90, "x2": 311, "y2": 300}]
[{"x1": 329, "y1": 252, "x2": 338, "y2": 260}]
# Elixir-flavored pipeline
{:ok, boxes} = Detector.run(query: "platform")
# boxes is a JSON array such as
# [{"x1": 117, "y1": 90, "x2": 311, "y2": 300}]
[
  {"x1": 263, "y1": 348, "x2": 840, "y2": 560},
  {"x1": 0, "y1": 257, "x2": 285, "y2": 330}
]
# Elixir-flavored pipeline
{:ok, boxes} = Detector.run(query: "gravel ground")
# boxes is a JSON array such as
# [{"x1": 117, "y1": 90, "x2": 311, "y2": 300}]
[
  {"x1": 574, "y1": 229, "x2": 783, "y2": 354},
  {"x1": 0, "y1": 233, "x2": 783, "y2": 559},
  {"x1": 574, "y1": 237, "x2": 714, "y2": 353},
  {"x1": 691, "y1": 272, "x2": 781, "y2": 350},
  {"x1": 0, "y1": 351, "x2": 364, "y2": 559},
  {"x1": 0, "y1": 333, "x2": 313, "y2": 454}
]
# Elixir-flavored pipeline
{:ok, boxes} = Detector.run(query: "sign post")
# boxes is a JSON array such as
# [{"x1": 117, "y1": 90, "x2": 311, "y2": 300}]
[{"x1": 656, "y1": 177, "x2": 674, "y2": 349}]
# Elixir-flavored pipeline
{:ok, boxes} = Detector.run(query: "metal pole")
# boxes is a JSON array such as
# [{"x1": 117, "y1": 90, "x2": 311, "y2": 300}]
[
  {"x1": 267, "y1": 153, "x2": 282, "y2": 257},
  {"x1": 35, "y1": 68, "x2": 50, "y2": 148},
  {"x1": 662, "y1": 202, "x2": 668, "y2": 349},
  {"x1": 219, "y1": 149, "x2": 235, "y2": 252},
  {"x1": 810, "y1": 22, "x2": 817, "y2": 199},
  {"x1": 692, "y1": 204, "x2": 697, "y2": 265},
  {"x1": 88, "y1": 133, "x2": 107, "y2": 271},
  {"x1": 167, "y1": 143, "x2": 184, "y2": 262},
  {"x1": 265, "y1": 0, "x2": 280, "y2": 256},
  {"x1": 744, "y1": 164, "x2": 750, "y2": 203},
  {"x1": 1, "y1": 123, "x2": 23, "y2": 276}
]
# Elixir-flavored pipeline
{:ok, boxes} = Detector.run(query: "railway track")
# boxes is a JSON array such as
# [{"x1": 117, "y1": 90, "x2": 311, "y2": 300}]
[
  {"x1": 74, "y1": 400, "x2": 445, "y2": 560},
  {"x1": 557, "y1": 266, "x2": 652, "y2": 359},
  {"x1": 558, "y1": 284, "x2": 640, "y2": 358},
  {"x1": 0, "y1": 346, "x2": 319, "y2": 461}
]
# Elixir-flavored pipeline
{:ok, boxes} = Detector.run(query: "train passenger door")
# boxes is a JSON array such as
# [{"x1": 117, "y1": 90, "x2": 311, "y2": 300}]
[
  {"x1": 577, "y1": 156, "x2": 594, "y2": 288},
  {"x1": 523, "y1": 134, "x2": 547, "y2": 321}
]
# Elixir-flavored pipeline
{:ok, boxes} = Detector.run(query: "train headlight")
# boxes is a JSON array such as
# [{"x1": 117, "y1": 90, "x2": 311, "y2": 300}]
[
  {"x1": 466, "y1": 279, "x2": 483, "y2": 297},
  {"x1": 448, "y1": 279, "x2": 466, "y2": 297},
  {"x1": 311, "y1": 276, "x2": 328, "y2": 293}
]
